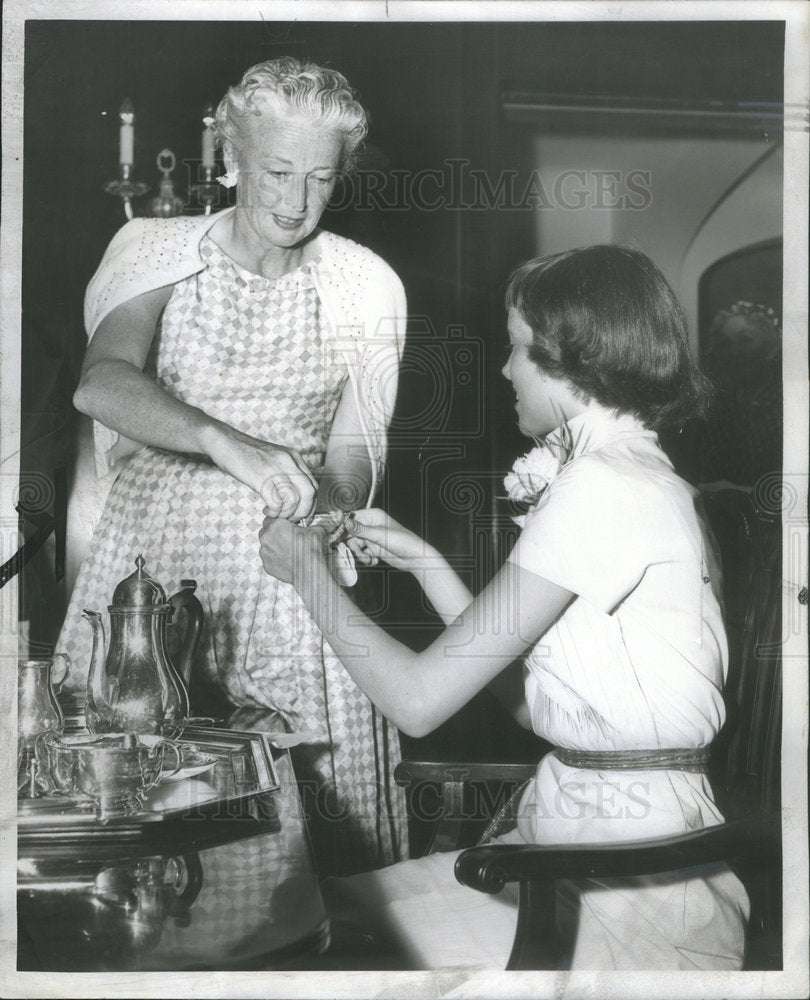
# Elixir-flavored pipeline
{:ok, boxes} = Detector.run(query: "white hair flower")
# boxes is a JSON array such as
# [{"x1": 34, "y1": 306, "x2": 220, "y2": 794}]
[{"x1": 216, "y1": 169, "x2": 239, "y2": 189}]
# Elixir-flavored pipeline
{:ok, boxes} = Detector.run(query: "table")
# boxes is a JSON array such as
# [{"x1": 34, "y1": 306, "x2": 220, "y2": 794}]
[{"x1": 17, "y1": 730, "x2": 330, "y2": 971}]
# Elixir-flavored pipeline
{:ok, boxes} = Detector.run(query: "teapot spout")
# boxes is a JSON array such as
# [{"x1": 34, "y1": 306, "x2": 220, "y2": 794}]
[{"x1": 83, "y1": 609, "x2": 112, "y2": 733}]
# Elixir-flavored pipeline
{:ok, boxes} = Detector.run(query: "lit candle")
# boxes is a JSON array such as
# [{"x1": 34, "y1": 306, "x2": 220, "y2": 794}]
[
  {"x1": 119, "y1": 98, "x2": 135, "y2": 166},
  {"x1": 201, "y1": 104, "x2": 216, "y2": 169}
]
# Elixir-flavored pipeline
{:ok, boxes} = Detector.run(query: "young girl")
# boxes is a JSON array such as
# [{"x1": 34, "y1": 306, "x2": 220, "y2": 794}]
[{"x1": 259, "y1": 245, "x2": 750, "y2": 970}]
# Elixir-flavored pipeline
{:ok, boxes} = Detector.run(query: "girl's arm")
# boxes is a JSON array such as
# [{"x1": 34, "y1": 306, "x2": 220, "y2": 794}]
[
  {"x1": 487, "y1": 660, "x2": 534, "y2": 730},
  {"x1": 409, "y1": 549, "x2": 475, "y2": 626},
  {"x1": 73, "y1": 288, "x2": 317, "y2": 519},
  {"x1": 349, "y1": 508, "x2": 533, "y2": 726},
  {"x1": 348, "y1": 508, "x2": 474, "y2": 624},
  {"x1": 259, "y1": 518, "x2": 572, "y2": 738}
]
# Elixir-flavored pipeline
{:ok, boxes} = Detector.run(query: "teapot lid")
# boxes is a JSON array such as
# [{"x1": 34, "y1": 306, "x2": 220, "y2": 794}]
[{"x1": 111, "y1": 555, "x2": 167, "y2": 607}]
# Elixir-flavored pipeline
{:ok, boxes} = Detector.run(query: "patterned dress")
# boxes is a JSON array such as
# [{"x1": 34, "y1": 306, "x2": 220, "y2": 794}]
[{"x1": 58, "y1": 236, "x2": 406, "y2": 876}]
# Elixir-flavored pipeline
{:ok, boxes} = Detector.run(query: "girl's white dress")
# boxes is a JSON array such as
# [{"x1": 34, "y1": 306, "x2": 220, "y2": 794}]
[{"x1": 323, "y1": 406, "x2": 750, "y2": 968}]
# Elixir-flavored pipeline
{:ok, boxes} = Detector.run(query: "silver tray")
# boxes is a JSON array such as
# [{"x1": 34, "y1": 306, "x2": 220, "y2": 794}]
[{"x1": 18, "y1": 725, "x2": 280, "y2": 857}]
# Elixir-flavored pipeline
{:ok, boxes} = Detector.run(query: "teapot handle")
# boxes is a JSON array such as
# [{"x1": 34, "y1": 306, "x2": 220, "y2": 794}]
[{"x1": 168, "y1": 580, "x2": 204, "y2": 688}]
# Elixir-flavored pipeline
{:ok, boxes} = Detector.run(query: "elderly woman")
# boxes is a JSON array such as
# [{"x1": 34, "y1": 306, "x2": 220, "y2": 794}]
[{"x1": 58, "y1": 58, "x2": 407, "y2": 875}]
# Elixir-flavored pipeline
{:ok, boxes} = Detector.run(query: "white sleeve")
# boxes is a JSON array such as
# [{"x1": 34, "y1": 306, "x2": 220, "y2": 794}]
[
  {"x1": 356, "y1": 260, "x2": 406, "y2": 490},
  {"x1": 84, "y1": 219, "x2": 149, "y2": 338},
  {"x1": 84, "y1": 214, "x2": 212, "y2": 339},
  {"x1": 507, "y1": 457, "x2": 666, "y2": 613},
  {"x1": 359, "y1": 262, "x2": 406, "y2": 426}
]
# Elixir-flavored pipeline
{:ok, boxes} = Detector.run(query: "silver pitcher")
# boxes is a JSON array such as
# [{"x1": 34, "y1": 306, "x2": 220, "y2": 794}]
[{"x1": 17, "y1": 654, "x2": 70, "y2": 795}]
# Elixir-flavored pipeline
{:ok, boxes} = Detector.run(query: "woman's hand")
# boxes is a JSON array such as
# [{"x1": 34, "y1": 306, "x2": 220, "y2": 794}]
[
  {"x1": 348, "y1": 508, "x2": 432, "y2": 573},
  {"x1": 203, "y1": 424, "x2": 317, "y2": 519},
  {"x1": 259, "y1": 514, "x2": 327, "y2": 584}
]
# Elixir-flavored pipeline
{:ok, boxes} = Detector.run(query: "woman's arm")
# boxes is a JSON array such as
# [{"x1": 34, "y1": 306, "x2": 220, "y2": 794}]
[
  {"x1": 315, "y1": 383, "x2": 373, "y2": 513},
  {"x1": 73, "y1": 287, "x2": 316, "y2": 518},
  {"x1": 259, "y1": 519, "x2": 572, "y2": 737}
]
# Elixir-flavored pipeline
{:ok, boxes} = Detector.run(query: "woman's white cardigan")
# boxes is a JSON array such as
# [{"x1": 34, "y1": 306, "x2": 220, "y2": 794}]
[{"x1": 83, "y1": 207, "x2": 407, "y2": 500}]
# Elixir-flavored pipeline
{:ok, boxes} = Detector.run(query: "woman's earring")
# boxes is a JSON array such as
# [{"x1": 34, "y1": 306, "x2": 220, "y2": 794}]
[{"x1": 217, "y1": 168, "x2": 239, "y2": 189}]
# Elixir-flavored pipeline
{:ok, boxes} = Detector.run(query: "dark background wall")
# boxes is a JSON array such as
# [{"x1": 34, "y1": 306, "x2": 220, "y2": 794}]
[{"x1": 19, "y1": 18, "x2": 785, "y2": 763}]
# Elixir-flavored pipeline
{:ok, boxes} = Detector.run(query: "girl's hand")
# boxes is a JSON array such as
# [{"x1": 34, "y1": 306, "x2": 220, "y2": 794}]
[
  {"x1": 259, "y1": 515, "x2": 327, "y2": 584},
  {"x1": 345, "y1": 534, "x2": 379, "y2": 567},
  {"x1": 348, "y1": 508, "x2": 431, "y2": 573}
]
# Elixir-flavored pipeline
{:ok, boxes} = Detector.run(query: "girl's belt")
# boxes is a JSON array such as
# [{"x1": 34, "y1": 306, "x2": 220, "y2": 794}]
[{"x1": 553, "y1": 746, "x2": 711, "y2": 773}]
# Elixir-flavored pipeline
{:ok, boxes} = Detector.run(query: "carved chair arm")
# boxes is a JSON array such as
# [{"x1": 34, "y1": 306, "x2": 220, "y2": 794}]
[
  {"x1": 394, "y1": 761, "x2": 537, "y2": 786},
  {"x1": 454, "y1": 815, "x2": 779, "y2": 893},
  {"x1": 454, "y1": 815, "x2": 778, "y2": 969}
]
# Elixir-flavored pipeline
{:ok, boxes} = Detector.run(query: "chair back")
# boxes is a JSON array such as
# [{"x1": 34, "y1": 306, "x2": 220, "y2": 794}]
[{"x1": 700, "y1": 487, "x2": 782, "y2": 969}]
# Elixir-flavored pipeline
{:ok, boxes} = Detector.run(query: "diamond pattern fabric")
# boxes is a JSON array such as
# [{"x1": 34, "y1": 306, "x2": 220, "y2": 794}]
[{"x1": 58, "y1": 236, "x2": 406, "y2": 875}]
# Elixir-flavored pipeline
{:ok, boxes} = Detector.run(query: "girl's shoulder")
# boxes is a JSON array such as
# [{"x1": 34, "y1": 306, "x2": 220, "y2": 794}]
[
  {"x1": 552, "y1": 447, "x2": 644, "y2": 492},
  {"x1": 549, "y1": 442, "x2": 694, "y2": 521}
]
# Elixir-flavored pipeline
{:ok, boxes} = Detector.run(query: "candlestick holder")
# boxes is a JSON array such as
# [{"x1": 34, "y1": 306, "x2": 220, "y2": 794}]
[
  {"x1": 149, "y1": 149, "x2": 186, "y2": 218},
  {"x1": 103, "y1": 164, "x2": 150, "y2": 221},
  {"x1": 189, "y1": 165, "x2": 221, "y2": 215}
]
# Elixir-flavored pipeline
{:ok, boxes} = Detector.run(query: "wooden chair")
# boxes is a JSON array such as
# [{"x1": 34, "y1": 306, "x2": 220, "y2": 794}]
[{"x1": 394, "y1": 487, "x2": 783, "y2": 970}]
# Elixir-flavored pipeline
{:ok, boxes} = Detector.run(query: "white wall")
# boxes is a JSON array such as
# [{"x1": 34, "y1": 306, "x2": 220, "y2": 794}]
[
  {"x1": 680, "y1": 145, "x2": 783, "y2": 330},
  {"x1": 531, "y1": 133, "x2": 783, "y2": 347}
]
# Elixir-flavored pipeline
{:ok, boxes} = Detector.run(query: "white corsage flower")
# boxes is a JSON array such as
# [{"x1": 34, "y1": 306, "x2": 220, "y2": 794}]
[
  {"x1": 504, "y1": 445, "x2": 563, "y2": 502},
  {"x1": 503, "y1": 442, "x2": 565, "y2": 527}
]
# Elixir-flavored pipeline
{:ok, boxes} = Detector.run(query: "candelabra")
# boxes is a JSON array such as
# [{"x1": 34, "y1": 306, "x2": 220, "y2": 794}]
[
  {"x1": 103, "y1": 99, "x2": 222, "y2": 219},
  {"x1": 189, "y1": 105, "x2": 221, "y2": 214},
  {"x1": 103, "y1": 100, "x2": 149, "y2": 220},
  {"x1": 103, "y1": 164, "x2": 150, "y2": 221}
]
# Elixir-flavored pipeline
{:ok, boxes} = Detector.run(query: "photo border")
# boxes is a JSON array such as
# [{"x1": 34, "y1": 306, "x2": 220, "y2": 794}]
[{"x1": 2, "y1": 3, "x2": 807, "y2": 998}]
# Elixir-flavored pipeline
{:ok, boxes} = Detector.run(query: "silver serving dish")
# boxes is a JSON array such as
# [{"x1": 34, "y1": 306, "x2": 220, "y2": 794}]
[{"x1": 18, "y1": 724, "x2": 280, "y2": 858}]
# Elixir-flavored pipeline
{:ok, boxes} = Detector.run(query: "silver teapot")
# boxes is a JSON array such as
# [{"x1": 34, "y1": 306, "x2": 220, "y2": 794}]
[{"x1": 84, "y1": 555, "x2": 204, "y2": 739}]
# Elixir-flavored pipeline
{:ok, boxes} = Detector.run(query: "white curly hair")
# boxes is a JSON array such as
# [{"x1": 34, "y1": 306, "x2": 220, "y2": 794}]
[{"x1": 214, "y1": 57, "x2": 368, "y2": 172}]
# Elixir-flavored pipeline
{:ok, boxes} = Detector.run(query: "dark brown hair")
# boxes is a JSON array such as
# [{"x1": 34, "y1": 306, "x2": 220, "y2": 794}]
[{"x1": 505, "y1": 245, "x2": 713, "y2": 429}]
